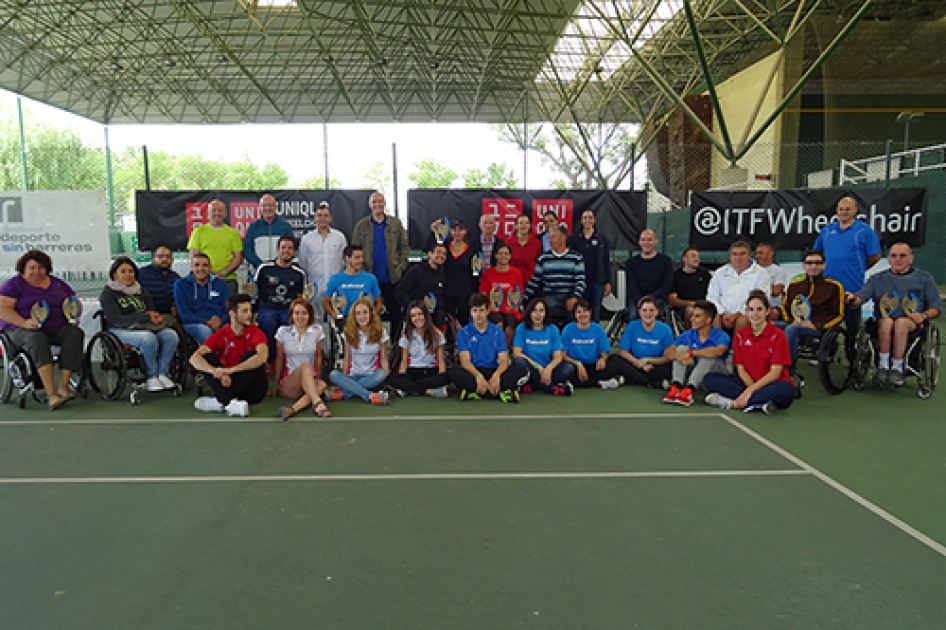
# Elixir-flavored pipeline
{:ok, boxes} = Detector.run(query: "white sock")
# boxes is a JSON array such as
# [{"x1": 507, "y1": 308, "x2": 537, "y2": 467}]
[
  {"x1": 878, "y1": 353, "x2": 890, "y2": 369},
  {"x1": 891, "y1": 358, "x2": 904, "y2": 372}
]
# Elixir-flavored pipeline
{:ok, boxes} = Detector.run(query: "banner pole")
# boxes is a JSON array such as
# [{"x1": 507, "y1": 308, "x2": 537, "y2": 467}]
[
  {"x1": 142, "y1": 145, "x2": 151, "y2": 190},
  {"x1": 392, "y1": 142, "x2": 399, "y2": 221},
  {"x1": 17, "y1": 97, "x2": 28, "y2": 190},
  {"x1": 884, "y1": 139, "x2": 893, "y2": 187},
  {"x1": 323, "y1": 123, "x2": 329, "y2": 189},
  {"x1": 105, "y1": 125, "x2": 117, "y2": 253}
]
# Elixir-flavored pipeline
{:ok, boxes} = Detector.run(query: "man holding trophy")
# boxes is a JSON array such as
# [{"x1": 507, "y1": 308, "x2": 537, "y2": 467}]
[
  {"x1": 778, "y1": 248, "x2": 844, "y2": 364},
  {"x1": 846, "y1": 242, "x2": 941, "y2": 387}
]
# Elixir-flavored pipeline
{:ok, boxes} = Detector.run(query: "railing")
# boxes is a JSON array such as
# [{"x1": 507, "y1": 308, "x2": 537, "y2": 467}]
[{"x1": 840, "y1": 143, "x2": 946, "y2": 185}]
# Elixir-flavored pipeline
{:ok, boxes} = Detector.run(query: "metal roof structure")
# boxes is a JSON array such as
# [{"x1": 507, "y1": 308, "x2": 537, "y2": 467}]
[{"x1": 0, "y1": 0, "x2": 943, "y2": 130}]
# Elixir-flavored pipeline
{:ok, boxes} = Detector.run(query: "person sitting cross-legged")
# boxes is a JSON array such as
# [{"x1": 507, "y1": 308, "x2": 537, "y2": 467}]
[
  {"x1": 846, "y1": 242, "x2": 942, "y2": 387},
  {"x1": 328, "y1": 297, "x2": 390, "y2": 405},
  {"x1": 273, "y1": 298, "x2": 332, "y2": 420},
  {"x1": 561, "y1": 298, "x2": 621, "y2": 389},
  {"x1": 387, "y1": 300, "x2": 451, "y2": 398},
  {"x1": 448, "y1": 292, "x2": 528, "y2": 402},
  {"x1": 511, "y1": 297, "x2": 576, "y2": 396},
  {"x1": 662, "y1": 299, "x2": 730, "y2": 406},
  {"x1": 607, "y1": 295, "x2": 674, "y2": 389},
  {"x1": 190, "y1": 293, "x2": 269, "y2": 417},
  {"x1": 703, "y1": 290, "x2": 795, "y2": 414}
]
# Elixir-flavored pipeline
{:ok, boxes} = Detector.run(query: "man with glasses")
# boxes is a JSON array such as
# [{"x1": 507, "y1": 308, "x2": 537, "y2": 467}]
[
  {"x1": 846, "y1": 242, "x2": 941, "y2": 386},
  {"x1": 778, "y1": 249, "x2": 844, "y2": 364},
  {"x1": 243, "y1": 193, "x2": 294, "y2": 275},
  {"x1": 138, "y1": 245, "x2": 180, "y2": 317}
]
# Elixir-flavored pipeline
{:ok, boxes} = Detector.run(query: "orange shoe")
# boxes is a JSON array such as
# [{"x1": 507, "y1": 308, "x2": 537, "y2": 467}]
[{"x1": 662, "y1": 384, "x2": 680, "y2": 404}]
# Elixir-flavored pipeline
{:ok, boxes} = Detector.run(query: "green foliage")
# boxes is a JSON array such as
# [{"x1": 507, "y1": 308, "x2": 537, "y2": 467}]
[
  {"x1": 292, "y1": 174, "x2": 343, "y2": 189},
  {"x1": 362, "y1": 160, "x2": 392, "y2": 198},
  {"x1": 462, "y1": 162, "x2": 518, "y2": 188},
  {"x1": 408, "y1": 157, "x2": 457, "y2": 188},
  {"x1": 496, "y1": 122, "x2": 637, "y2": 189}
]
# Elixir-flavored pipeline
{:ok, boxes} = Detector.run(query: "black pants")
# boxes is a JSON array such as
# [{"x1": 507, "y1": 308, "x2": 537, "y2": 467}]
[
  {"x1": 445, "y1": 295, "x2": 470, "y2": 326},
  {"x1": 447, "y1": 364, "x2": 528, "y2": 395},
  {"x1": 387, "y1": 368, "x2": 451, "y2": 395},
  {"x1": 7, "y1": 324, "x2": 84, "y2": 372},
  {"x1": 608, "y1": 355, "x2": 671, "y2": 387},
  {"x1": 205, "y1": 351, "x2": 267, "y2": 405},
  {"x1": 568, "y1": 360, "x2": 620, "y2": 388}
]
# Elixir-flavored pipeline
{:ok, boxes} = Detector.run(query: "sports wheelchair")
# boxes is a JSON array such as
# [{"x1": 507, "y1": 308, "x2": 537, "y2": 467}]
[
  {"x1": 791, "y1": 323, "x2": 857, "y2": 397},
  {"x1": 848, "y1": 318, "x2": 940, "y2": 399},
  {"x1": 0, "y1": 331, "x2": 87, "y2": 408},
  {"x1": 83, "y1": 312, "x2": 185, "y2": 405},
  {"x1": 605, "y1": 303, "x2": 685, "y2": 347}
]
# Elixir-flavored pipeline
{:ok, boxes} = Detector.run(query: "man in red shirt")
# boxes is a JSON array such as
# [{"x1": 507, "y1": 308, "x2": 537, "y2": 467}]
[{"x1": 190, "y1": 293, "x2": 269, "y2": 416}]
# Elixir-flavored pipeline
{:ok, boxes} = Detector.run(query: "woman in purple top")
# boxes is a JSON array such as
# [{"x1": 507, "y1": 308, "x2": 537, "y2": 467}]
[{"x1": 0, "y1": 250, "x2": 85, "y2": 409}]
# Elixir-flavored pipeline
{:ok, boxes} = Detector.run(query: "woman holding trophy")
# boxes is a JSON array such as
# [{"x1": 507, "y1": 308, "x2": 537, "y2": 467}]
[
  {"x1": 427, "y1": 217, "x2": 476, "y2": 326},
  {"x1": 0, "y1": 250, "x2": 85, "y2": 409},
  {"x1": 478, "y1": 242, "x2": 523, "y2": 348}
]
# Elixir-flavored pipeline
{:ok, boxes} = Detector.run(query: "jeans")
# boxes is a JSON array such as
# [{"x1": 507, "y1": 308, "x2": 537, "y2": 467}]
[
  {"x1": 257, "y1": 306, "x2": 290, "y2": 359},
  {"x1": 183, "y1": 323, "x2": 213, "y2": 345},
  {"x1": 111, "y1": 328, "x2": 179, "y2": 378},
  {"x1": 781, "y1": 323, "x2": 822, "y2": 362},
  {"x1": 702, "y1": 373, "x2": 795, "y2": 410},
  {"x1": 330, "y1": 368, "x2": 388, "y2": 402}
]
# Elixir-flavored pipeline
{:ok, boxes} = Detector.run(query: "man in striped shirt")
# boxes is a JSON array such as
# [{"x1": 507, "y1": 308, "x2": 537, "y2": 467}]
[{"x1": 524, "y1": 226, "x2": 586, "y2": 323}]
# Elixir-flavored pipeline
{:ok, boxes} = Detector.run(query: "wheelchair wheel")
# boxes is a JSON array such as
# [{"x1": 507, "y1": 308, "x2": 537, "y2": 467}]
[
  {"x1": 85, "y1": 332, "x2": 127, "y2": 402},
  {"x1": 605, "y1": 309, "x2": 628, "y2": 346},
  {"x1": 442, "y1": 314, "x2": 462, "y2": 370},
  {"x1": 322, "y1": 319, "x2": 345, "y2": 379},
  {"x1": 0, "y1": 333, "x2": 14, "y2": 404},
  {"x1": 917, "y1": 325, "x2": 940, "y2": 400},
  {"x1": 818, "y1": 325, "x2": 854, "y2": 395}
]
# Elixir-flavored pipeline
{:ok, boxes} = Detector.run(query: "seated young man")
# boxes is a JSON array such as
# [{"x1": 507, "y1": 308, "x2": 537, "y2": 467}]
[
  {"x1": 189, "y1": 293, "x2": 269, "y2": 417},
  {"x1": 448, "y1": 292, "x2": 528, "y2": 402},
  {"x1": 662, "y1": 299, "x2": 730, "y2": 406},
  {"x1": 777, "y1": 248, "x2": 844, "y2": 365},
  {"x1": 847, "y1": 242, "x2": 942, "y2": 387}
]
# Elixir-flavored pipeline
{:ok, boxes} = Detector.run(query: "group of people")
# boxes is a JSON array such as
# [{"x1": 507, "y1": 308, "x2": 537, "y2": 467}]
[{"x1": 1, "y1": 194, "x2": 939, "y2": 417}]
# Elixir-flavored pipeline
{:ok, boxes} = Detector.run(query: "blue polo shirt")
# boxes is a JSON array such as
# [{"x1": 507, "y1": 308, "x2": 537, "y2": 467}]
[
  {"x1": 619, "y1": 319, "x2": 674, "y2": 359},
  {"x1": 561, "y1": 322, "x2": 611, "y2": 363},
  {"x1": 512, "y1": 323, "x2": 563, "y2": 366},
  {"x1": 372, "y1": 217, "x2": 390, "y2": 283},
  {"x1": 673, "y1": 327, "x2": 730, "y2": 356},
  {"x1": 457, "y1": 321, "x2": 507, "y2": 369},
  {"x1": 813, "y1": 219, "x2": 881, "y2": 293},
  {"x1": 325, "y1": 270, "x2": 381, "y2": 318}
]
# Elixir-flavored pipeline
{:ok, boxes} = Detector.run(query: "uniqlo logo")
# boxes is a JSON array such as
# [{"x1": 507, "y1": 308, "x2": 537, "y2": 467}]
[
  {"x1": 229, "y1": 201, "x2": 260, "y2": 238},
  {"x1": 185, "y1": 202, "x2": 210, "y2": 236},
  {"x1": 482, "y1": 198, "x2": 522, "y2": 239},
  {"x1": 533, "y1": 199, "x2": 573, "y2": 235}
]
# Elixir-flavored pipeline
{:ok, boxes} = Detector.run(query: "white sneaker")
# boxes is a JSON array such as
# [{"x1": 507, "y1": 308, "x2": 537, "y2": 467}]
[
  {"x1": 704, "y1": 393, "x2": 732, "y2": 410},
  {"x1": 599, "y1": 378, "x2": 620, "y2": 390},
  {"x1": 146, "y1": 377, "x2": 165, "y2": 392},
  {"x1": 157, "y1": 374, "x2": 175, "y2": 389},
  {"x1": 194, "y1": 396, "x2": 225, "y2": 413},
  {"x1": 225, "y1": 399, "x2": 250, "y2": 417},
  {"x1": 429, "y1": 386, "x2": 449, "y2": 399}
]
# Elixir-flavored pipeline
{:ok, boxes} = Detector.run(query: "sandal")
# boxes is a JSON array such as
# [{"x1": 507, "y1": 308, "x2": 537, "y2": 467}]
[
  {"x1": 313, "y1": 401, "x2": 333, "y2": 417},
  {"x1": 58, "y1": 389, "x2": 77, "y2": 400},
  {"x1": 278, "y1": 406, "x2": 296, "y2": 421},
  {"x1": 47, "y1": 394, "x2": 68, "y2": 411}
]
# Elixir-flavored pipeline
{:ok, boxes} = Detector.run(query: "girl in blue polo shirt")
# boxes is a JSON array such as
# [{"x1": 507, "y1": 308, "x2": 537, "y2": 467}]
[
  {"x1": 512, "y1": 297, "x2": 576, "y2": 395},
  {"x1": 607, "y1": 295, "x2": 674, "y2": 389}
]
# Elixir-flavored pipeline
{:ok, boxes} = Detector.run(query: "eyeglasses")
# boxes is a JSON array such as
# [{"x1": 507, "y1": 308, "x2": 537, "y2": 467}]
[
  {"x1": 154, "y1": 254, "x2": 172, "y2": 259},
  {"x1": 803, "y1": 260, "x2": 824, "y2": 265}
]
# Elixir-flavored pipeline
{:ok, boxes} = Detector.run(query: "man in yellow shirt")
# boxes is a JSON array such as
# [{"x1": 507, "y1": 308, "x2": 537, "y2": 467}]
[{"x1": 187, "y1": 198, "x2": 244, "y2": 295}]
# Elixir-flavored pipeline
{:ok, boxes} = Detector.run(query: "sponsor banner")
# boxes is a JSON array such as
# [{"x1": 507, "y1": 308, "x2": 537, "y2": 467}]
[
  {"x1": 0, "y1": 190, "x2": 110, "y2": 279},
  {"x1": 690, "y1": 188, "x2": 927, "y2": 250},
  {"x1": 408, "y1": 189, "x2": 647, "y2": 252},
  {"x1": 136, "y1": 190, "x2": 376, "y2": 251}
]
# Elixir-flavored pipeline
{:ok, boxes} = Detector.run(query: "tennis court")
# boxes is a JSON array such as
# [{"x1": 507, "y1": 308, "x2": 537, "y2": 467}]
[{"x1": 2, "y1": 385, "x2": 945, "y2": 629}]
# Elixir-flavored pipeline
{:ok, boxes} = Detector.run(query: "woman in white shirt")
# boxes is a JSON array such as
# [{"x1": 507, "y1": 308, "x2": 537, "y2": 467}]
[
  {"x1": 387, "y1": 300, "x2": 450, "y2": 397},
  {"x1": 274, "y1": 298, "x2": 332, "y2": 419},
  {"x1": 329, "y1": 296, "x2": 390, "y2": 404}
]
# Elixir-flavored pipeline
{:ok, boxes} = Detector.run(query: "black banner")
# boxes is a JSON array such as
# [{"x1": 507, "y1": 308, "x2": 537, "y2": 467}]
[
  {"x1": 407, "y1": 189, "x2": 647, "y2": 253},
  {"x1": 136, "y1": 190, "x2": 375, "y2": 251},
  {"x1": 689, "y1": 188, "x2": 927, "y2": 251}
]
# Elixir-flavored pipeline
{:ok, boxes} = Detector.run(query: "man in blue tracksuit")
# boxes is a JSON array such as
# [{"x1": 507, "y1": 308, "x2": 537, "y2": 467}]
[
  {"x1": 174, "y1": 252, "x2": 231, "y2": 344},
  {"x1": 243, "y1": 193, "x2": 294, "y2": 274}
]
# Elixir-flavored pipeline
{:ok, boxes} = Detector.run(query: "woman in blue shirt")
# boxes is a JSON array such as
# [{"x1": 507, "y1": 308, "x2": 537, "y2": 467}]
[
  {"x1": 511, "y1": 297, "x2": 575, "y2": 395},
  {"x1": 608, "y1": 295, "x2": 674, "y2": 388},
  {"x1": 561, "y1": 298, "x2": 621, "y2": 389}
]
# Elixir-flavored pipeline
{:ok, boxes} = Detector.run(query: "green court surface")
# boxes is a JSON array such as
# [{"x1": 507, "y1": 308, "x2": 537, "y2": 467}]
[{"x1": 2, "y1": 382, "x2": 946, "y2": 629}]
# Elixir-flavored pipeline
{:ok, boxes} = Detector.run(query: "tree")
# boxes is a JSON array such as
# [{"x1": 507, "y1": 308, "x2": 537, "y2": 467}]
[
  {"x1": 362, "y1": 160, "x2": 392, "y2": 198},
  {"x1": 496, "y1": 122, "x2": 636, "y2": 189},
  {"x1": 463, "y1": 162, "x2": 518, "y2": 188},
  {"x1": 408, "y1": 158, "x2": 457, "y2": 188},
  {"x1": 294, "y1": 174, "x2": 343, "y2": 189}
]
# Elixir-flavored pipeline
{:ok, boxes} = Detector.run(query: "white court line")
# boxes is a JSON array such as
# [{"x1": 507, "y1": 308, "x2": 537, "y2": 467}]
[
  {"x1": 0, "y1": 469, "x2": 809, "y2": 484},
  {"x1": 717, "y1": 412, "x2": 946, "y2": 559},
  {"x1": 0, "y1": 412, "x2": 723, "y2": 426}
]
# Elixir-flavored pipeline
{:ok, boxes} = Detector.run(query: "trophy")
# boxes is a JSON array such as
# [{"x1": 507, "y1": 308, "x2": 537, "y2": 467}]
[
  {"x1": 488, "y1": 285, "x2": 504, "y2": 311},
  {"x1": 62, "y1": 295, "x2": 81, "y2": 325},
  {"x1": 902, "y1": 292, "x2": 920, "y2": 315},
  {"x1": 432, "y1": 217, "x2": 451, "y2": 244},
  {"x1": 302, "y1": 282, "x2": 317, "y2": 300},
  {"x1": 879, "y1": 291, "x2": 899, "y2": 318},
  {"x1": 424, "y1": 292, "x2": 438, "y2": 312},
  {"x1": 471, "y1": 252, "x2": 485, "y2": 275},
  {"x1": 30, "y1": 300, "x2": 49, "y2": 326},
  {"x1": 506, "y1": 285, "x2": 523, "y2": 311},
  {"x1": 240, "y1": 278, "x2": 258, "y2": 300},
  {"x1": 330, "y1": 292, "x2": 347, "y2": 317},
  {"x1": 790, "y1": 294, "x2": 812, "y2": 323}
]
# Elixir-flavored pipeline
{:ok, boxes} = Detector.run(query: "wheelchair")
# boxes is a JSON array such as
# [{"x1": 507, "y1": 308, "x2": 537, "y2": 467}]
[
  {"x1": 848, "y1": 318, "x2": 940, "y2": 399},
  {"x1": 0, "y1": 330, "x2": 87, "y2": 409},
  {"x1": 789, "y1": 324, "x2": 857, "y2": 397},
  {"x1": 83, "y1": 312, "x2": 185, "y2": 405},
  {"x1": 321, "y1": 315, "x2": 347, "y2": 379}
]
